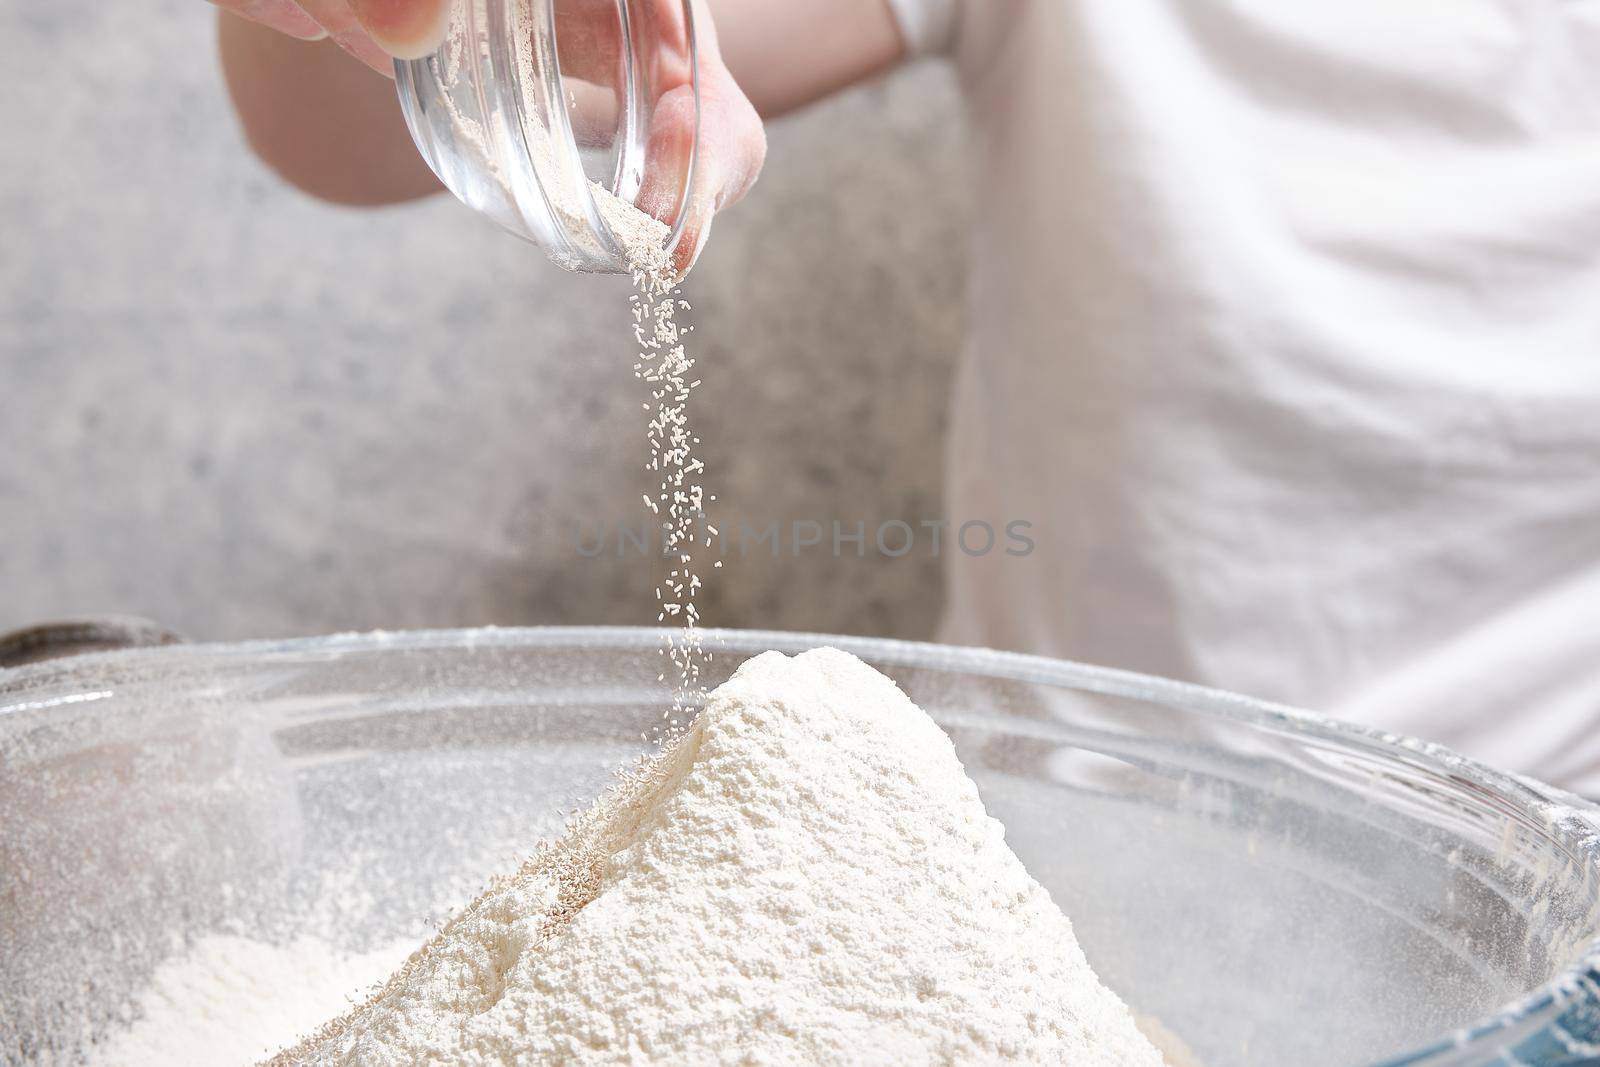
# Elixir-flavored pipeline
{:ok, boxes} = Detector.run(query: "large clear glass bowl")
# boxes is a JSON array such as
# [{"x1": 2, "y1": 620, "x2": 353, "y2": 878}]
[{"x1": 3, "y1": 627, "x2": 1599, "y2": 1066}]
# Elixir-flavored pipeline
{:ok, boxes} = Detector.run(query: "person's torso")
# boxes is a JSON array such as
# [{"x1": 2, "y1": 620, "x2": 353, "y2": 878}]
[{"x1": 936, "y1": 0, "x2": 1600, "y2": 792}]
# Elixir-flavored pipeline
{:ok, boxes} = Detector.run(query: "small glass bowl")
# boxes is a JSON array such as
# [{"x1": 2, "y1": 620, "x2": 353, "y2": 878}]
[{"x1": 395, "y1": 0, "x2": 699, "y2": 273}]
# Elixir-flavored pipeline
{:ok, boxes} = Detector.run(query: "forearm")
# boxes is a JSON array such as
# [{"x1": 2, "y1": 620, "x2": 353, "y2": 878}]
[
  {"x1": 218, "y1": 12, "x2": 442, "y2": 206},
  {"x1": 709, "y1": 0, "x2": 908, "y2": 118},
  {"x1": 216, "y1": 0, "x2": 908, "y2": 212}
]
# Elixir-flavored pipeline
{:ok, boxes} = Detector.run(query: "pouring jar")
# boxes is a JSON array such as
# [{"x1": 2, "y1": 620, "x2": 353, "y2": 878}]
[{"x1": 395, "y1": 0, "x2": 700, "y2": 273}]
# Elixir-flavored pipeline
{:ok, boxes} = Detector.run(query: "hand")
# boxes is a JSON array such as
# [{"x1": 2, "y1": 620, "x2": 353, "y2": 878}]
[
  {"x1": 207, "y1": 0, "x2": 450, "y2": 75},
  {"x1": 211, "y1": 0, "x2": 764, "y2": 276},
  {"x1": 634, "y1": 0, "x2": 766, "y2": 275},
  {"x1": 529, "y1": 0, "x2": 762, "y2": 275}
]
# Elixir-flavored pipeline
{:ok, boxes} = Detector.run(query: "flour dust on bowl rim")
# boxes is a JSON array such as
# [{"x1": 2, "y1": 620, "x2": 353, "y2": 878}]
[{"x1": 2, "y1": 626, "x2": 1599, "y2": 1066}]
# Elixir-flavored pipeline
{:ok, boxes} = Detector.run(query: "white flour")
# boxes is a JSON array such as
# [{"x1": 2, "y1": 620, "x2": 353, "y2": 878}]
[
  {"x1": 88, "y1": 935, "x2": 411, "y2": 1067},
  {"x1": 105, "y1": 19, "x2": 1165, "y2": 1063},
  {"x1": 271, "y1": 649, "x2": 1165, "y2": 1065}
]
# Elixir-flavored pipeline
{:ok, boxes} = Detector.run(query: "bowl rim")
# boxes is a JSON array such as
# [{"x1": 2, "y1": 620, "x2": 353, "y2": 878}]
[{"x1": 4, "y1": 623, "x2": 1599, "y2": 1065}]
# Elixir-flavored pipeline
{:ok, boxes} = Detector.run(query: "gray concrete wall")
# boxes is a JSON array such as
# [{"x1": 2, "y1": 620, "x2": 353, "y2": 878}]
[{"x1": 0, "y1": 2, "x2": 969, "y2": 642}]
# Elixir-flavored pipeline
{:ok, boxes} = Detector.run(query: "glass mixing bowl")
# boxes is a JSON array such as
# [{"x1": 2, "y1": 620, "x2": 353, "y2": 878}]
[{"x1": 3, "y1": 627, "x2": 1599, "y2": 1066}]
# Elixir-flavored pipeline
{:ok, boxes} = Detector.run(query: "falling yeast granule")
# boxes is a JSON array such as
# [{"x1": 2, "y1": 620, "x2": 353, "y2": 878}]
[
  {"x1": 597, "y1": 190, "x2": 718, "y2": 728},
  {"x1": 452, "y1": 0, "x2": 718, "y2": 722},
  {"x1": 269, "y1": 649, "x2": 1166, "y2": 1065}
]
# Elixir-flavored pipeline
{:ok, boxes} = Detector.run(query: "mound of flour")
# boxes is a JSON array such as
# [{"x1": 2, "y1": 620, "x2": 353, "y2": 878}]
[
  {"x1": 90, "y1": 936, "x2": 411, "y2": 1067},
  {"x1": 271, "y1": 648, "x2": 1164, "y2": 1065}
]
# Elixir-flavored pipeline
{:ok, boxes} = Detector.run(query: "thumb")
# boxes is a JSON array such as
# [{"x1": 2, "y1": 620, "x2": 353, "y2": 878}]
[
  {"x1": 209, "y1": 1, "x2": 328, "y2": 40},
  {"x1": 344, "y1": 0, "x2": 452, "y2": 60},
  {"x1": 636, "y1": 72, "x2": 765, "y2": 277}
]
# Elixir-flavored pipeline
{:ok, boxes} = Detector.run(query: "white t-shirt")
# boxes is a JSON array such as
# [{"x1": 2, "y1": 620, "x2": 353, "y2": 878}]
[{"x1": 889, "y1": 0, "x2": 1600, "y2": 794}]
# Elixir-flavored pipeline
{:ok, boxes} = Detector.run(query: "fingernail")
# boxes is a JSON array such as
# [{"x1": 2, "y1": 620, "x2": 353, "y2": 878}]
[
  {"x1": 347, "y1": 0, "x2": 452, "y2": 60},
  {"x1": 672, "y1": 206, "x2": 712, "y2": 278},
  {"x1": 331, "y1": 28, "x2": 397, "y2": 73},
  {"x1": 242, "y1": 0, "x2": 328, "y2": 39}
]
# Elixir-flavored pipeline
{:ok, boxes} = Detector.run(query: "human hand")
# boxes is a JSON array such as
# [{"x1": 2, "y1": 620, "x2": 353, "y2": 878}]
[
  {"x1": 540, "y1": 0, "x2": 762, "y2": 274},
  {"x1": 206, "y1": 0, "x2": 450, "y2": 75},
  {"x1": 633, "y1": 0, "x2": 766, "y2": 275},
  {"x1": 210, "y1": 0, "x2": 764, "y2": 275}
]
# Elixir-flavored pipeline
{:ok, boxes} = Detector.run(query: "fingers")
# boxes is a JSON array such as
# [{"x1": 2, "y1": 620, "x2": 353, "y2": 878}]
[
  {"x1": 636, "y1": 85, "x2": 696, "y2": 232},
  {"x1": 345, "y1": 0, "x2": 452, "y2": 60},
  {"x1": 292, "y1": 0, "x2": 395, "y2": 73},
  {"x1": 637, "y1": 63, "x2": 765, "y2": 277},
  {"x1": 698, "y1": 69, "x2": 766, "y2": 214},
  {"x1": 551, "y1": 0, "x2": 627, "y2": 87},
  {"x1": 208, "y1": 0, "x2": 328, "y2": 40},
  {"x1": 288, "y1": 0, "x2": 449, "y2": 75}
]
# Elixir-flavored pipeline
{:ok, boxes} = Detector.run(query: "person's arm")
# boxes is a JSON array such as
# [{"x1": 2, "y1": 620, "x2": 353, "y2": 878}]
[
  {"x1": 216, "y1": 0, "x2": 908, "y2": 264},
  {"x1": 218, "y1": 15, "x2": 443, "y2": 206},
  {"x1": 711, "y1": 0, "x2": 906, "y2": 119}
]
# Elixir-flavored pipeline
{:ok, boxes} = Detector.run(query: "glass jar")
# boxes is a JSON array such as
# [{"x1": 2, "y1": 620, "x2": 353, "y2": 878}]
[{"x1": 395, "y1": 0, "x2": 700, "y2": 273}]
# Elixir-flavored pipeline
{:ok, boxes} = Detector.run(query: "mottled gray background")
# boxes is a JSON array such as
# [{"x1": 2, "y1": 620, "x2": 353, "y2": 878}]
[{"x1": 1, "y1": 3, "x2": 969, "y2": 641}]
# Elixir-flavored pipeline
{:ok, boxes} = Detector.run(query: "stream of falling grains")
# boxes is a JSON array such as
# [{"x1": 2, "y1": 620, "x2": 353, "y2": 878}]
[{"x1": 627, "y1": 244, "x2": 719, "y2": 736}]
